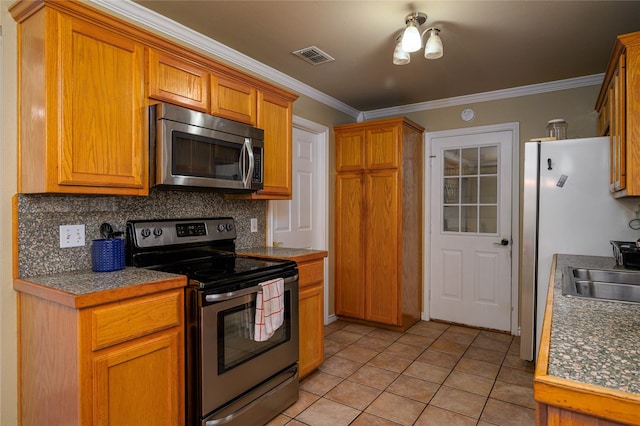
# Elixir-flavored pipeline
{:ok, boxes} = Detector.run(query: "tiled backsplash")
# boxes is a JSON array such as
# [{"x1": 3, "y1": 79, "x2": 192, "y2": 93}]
[{"x1": 17, "y1": 189, "x2": 266, "y2": 277}]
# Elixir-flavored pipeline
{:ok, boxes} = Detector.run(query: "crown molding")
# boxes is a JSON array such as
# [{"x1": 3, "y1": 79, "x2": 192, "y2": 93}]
[
  {"x1": 89, "y1": 0, "x2": 361, "y2": 119},
  {"x1": 362, "y1": 74, "x2": 604, "y2": 120},
  {"x1": 90, "y1": 0, "x2": 603, "y2": 123}
]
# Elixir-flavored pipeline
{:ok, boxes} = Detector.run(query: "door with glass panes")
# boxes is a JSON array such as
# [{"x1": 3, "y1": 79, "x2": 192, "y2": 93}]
[{"x1": 429, "y1": 130, "x2": 512, "y2": 331}]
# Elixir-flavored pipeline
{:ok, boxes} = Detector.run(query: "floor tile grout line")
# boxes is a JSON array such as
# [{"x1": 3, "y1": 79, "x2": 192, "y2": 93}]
[
  {"x1": 328, "y1": 323, "x2": 487, "y2": 424},
  {"x1": 296, "y1": 322, "x2": 532, "y2": 425},
  {"x1": 318, "y1": 323, "x2": 452, "y2": 424}
]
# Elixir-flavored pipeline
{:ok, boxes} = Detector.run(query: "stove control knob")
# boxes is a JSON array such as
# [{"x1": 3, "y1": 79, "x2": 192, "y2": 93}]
[
  {"x1": 225, "y1": 223, "x2": 233, "y2": 231},
  {"x1": 217, "y1": 224, "x2": 226, "y2": 232},
  {"x1": 140, "y1": 228, "x2": 151, "y2": 238},
  {"x1": 153, "y1": 227, "x2": 163, "y2": 237}
]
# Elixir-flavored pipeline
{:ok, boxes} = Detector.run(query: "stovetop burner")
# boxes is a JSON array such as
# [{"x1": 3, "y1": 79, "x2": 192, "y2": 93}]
[
  {"x1": 126, "y1": 218, "x2": 298, "y2": 293},
  {"x1": 159, "y1": 255, "x2": 296, "y2": 290}
]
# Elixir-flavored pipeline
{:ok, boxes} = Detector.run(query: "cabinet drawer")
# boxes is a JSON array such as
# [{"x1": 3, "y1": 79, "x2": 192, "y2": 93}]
[
  {"x1": 298, "y1": 260, "x2": 324, "y2": 288},
  {"x1": 92, "y1": 291, "x2": 182, "y2": 350}
]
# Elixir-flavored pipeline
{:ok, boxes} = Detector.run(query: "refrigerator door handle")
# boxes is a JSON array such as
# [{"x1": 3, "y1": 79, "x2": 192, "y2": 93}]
[{"x1": 493, "y1": 239, "x2": 509, "y2": 246}]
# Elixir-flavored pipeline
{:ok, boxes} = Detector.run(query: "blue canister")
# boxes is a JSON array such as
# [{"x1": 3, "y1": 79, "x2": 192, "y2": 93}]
[{"x1": 91, "y1": 238, "x2": 125, "y2": 272}]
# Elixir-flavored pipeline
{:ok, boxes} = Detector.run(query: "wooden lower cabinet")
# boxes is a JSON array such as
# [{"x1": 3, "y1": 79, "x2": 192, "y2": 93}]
[
  {"x1": 537, "y1": 403, "x2": 627, "y2": 426},
  {"x1": 16, "y1": 285, "x2": 185, "y2": 425},
  {"x1": 93, "y1": 331, "x2": 182, "y2": 425},
  {"x1": 297, "y1": 257, "x2": 325, "y2": 378}
]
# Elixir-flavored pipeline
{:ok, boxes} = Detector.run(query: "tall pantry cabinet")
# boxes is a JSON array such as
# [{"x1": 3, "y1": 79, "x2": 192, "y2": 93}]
[{"x1": 334, "y1": 117, "x2": 424, "y2": 331}]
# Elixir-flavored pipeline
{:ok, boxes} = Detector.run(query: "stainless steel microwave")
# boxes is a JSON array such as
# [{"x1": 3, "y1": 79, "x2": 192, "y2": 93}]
[{"x1": 150, "y1": 103, "x2": 264, "y2": 192}]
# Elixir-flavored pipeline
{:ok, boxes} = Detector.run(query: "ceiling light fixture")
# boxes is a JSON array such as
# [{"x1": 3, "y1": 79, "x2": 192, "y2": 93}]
[{"x1": 393, "y1": 12, "x2": 444, "y2": 65}]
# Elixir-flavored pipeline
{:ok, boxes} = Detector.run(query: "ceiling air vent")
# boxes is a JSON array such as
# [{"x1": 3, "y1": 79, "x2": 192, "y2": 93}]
[{"x1": 292, "y1": 46, "x2": 335, "y2": 65}]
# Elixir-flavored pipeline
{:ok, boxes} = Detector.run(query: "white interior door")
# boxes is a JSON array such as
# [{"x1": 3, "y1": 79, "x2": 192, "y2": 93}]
[
  {"x1": 271, "y1": 127, "x2": 316, "y2": 248},
  {"x1": 268, "y1": 117, "x2": 330, "y2": 324},
  {"x1": 429, "y1": 130, "x2": 513, "y2": 331}
]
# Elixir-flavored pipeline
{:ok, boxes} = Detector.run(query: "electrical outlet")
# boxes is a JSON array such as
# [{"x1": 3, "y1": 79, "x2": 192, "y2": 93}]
[
  {"x1": 250, "y1": 218, "x2": 258, "y2": 233},
  {"x1": 59, "y1": 224, "x2": 85, "y2": 248}
]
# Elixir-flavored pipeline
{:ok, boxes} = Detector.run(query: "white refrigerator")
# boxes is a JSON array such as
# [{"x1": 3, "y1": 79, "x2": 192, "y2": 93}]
[{"x1": 520, "y1": 137, "x2": 638, "y2": 361}]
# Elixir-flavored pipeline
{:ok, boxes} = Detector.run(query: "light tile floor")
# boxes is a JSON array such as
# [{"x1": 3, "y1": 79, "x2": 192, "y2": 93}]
[{"x1": 268, "y1": 320, "x2": 536, "y2": 426}]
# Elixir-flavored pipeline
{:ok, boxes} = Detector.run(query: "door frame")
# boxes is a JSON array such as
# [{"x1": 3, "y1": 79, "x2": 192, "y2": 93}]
[
  {"x1": 423, "y1": 122, "x2": 520, "y2": 335},
  {"x1": 267, "y1": 115, "x2": 331, "y2": 324}
]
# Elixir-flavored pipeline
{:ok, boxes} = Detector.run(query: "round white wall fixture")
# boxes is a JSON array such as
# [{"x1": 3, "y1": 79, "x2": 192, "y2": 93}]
[{"x1": 461, "y1": 108, "x2": 475, "y2": 122}]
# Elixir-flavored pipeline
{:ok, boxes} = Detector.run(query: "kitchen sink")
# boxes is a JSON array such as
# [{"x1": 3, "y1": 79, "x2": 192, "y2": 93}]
[{"x1": 562, "y1": 266, "x2": 640, "y2": 303}]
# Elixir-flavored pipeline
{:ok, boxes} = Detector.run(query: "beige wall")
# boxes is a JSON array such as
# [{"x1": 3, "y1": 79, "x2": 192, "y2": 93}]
[
  {"x1": 404, "y1": 85, "x2": 600, "y2": 139},
  {"x1": 1, "y1": 3, "x2": 18, "y2": 425},
  {"x1": 0, "y1": 2, "x2": 604, "y2": 422}
]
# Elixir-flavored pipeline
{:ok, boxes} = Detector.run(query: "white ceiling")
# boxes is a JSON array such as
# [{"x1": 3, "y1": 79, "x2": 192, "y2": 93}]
[{"x1": 128, "y1": 1, "x2": 640, "y2": 113}]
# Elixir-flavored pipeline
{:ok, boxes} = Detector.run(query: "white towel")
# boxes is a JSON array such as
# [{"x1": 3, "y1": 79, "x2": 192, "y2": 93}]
[{"x1": 254, "y1": 278, "x2": 284, "y2": 342}]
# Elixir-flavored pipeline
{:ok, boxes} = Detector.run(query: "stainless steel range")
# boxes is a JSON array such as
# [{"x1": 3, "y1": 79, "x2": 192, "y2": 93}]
[{"x1": 126, "y1": 217, "x2": 299, "y2": 426}]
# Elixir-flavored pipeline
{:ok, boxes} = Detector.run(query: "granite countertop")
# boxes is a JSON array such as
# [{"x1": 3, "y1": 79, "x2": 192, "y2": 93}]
[
  {"x1": 19, "y1": 267, "x2": 183, "y2": 295},
  {"x1": 15, "y1": 267, "x2": 186, "y2": 309},
  {"x1": 238, "y1": 246, "x2": 328, "y2": 262},
  {"x1": 549, "y1": 254, "x2": 640, "y2": 395}
]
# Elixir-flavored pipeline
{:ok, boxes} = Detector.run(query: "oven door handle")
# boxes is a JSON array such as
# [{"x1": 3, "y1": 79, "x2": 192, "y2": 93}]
[{"x1": 204, "y1": 274, "x2": 298, "y2": 302}]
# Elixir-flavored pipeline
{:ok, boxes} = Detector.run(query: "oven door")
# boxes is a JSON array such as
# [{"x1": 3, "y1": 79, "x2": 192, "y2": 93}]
[{"x1": 199, "y1": 274, "x2": 299, "y2": 417}]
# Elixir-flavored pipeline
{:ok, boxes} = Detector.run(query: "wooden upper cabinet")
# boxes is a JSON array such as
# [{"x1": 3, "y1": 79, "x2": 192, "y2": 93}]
[
  {"x1": 335, "y1": 124, "x2": 399, "y2": 172},
  {"x1": 211, "y1": 74, "x2": 257, "y2": 125},
  {"x1": 596, "y1": 31, "x2": 640, "y2": 197},
  {"x1": 366, "y1": 125, "x2": 399, "y2": 169},
  {"x1": 147, "y1": 48, "x2": 209, "y2": 112},
  {"x1": 12, "y1": 4, "x2": 148, "y2": 195},
  {"x1": 336, "y1": 130, "x2": 366, "y2": 172},
  {"x1": 253, "y1": 89, "x2": 297, "y2": 199},
  {"x1": 11, "y1": 0, "x2": 299, "y2": 199}
]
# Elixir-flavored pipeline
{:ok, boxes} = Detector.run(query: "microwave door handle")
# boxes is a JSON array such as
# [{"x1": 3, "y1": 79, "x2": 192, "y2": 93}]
[
  {"x1": 241, "y1": 138, "x2": 254, "y2": 189},
  {"x1": 239, "y1": 142, "x2": 246, "y2": 186}
]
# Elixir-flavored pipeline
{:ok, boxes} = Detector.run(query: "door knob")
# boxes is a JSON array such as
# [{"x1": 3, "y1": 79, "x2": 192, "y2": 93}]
[{"x1": 493, "y1": 239, "x2": 509, "y2": 246}]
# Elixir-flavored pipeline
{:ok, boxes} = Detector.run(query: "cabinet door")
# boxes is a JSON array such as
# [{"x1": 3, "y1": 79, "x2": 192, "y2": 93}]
[
  {"x1": 299, "y1": 282, "x2": 324, "y2": 378},
  {"x1": 611, "y1": 54, "x2": 626, "y2": 192},
  {"x1": 366, "y1": 125, "x2": 399, "y2": 170},
  {"x1": 93, "y1": 330, "x2": 183, "y2": 426},
  {"x1": 365, "y1": 170, "x2": 400, "y2": 325},
  {"x1": 256, "y1": 91, "x2": 293, "y2": 198},
  {"x1": 335, "y1": 129, "x2": 365, "y2": 172},
  {"x1": 211, "y1": 74, "x2": 257, "y2": 125},
  {"x1": 335, "y1": 172, "x2": 366, "y2": 319},
  {"x1": 598, "y1": 93, "x2": 609, "y2": 137},
  {"x1": 58, "y1": 15, "x2": 147, "y2": 193},
  {"x1": 147, "y1": 48, "x2": 209, "y2": 112}
]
